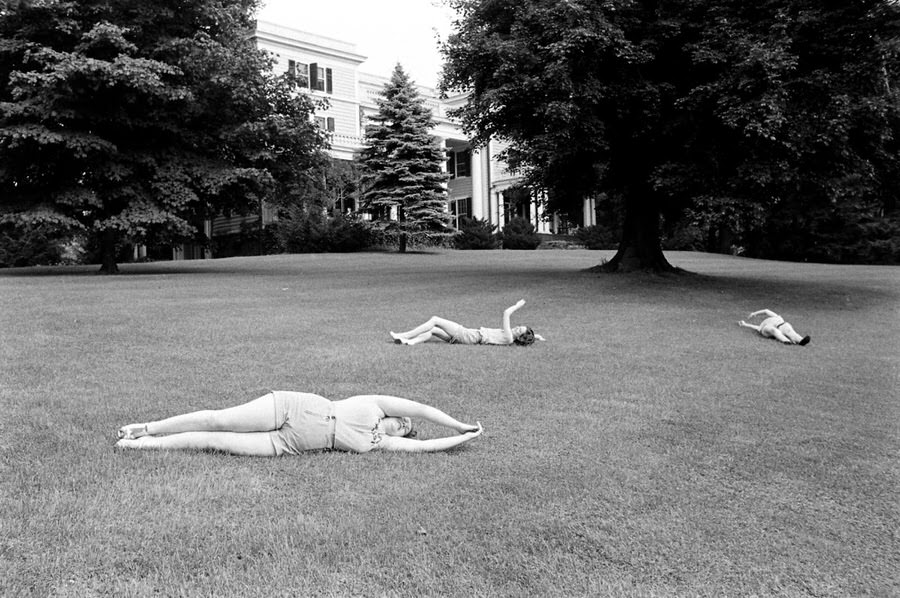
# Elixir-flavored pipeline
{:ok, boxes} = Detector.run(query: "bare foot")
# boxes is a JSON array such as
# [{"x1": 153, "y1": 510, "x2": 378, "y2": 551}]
[
  {"x1": 117, "y1": 424, "x2": 148, "y2": 440},
  {"x1": 115, "y1": 436, "x2": 151, "y2": 450}
]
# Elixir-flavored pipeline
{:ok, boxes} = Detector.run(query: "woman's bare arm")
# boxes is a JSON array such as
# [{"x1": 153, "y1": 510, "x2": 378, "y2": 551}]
[
  {"x1": 355, "y1": 395, "x2": 479, "y2": 433},
  {"x1": 379, "y1": 423, "x2": 483, "y2": 452},
  {"x1": 499, "y1": 299, "x2": 526, "y2": 342},
  {"x1": 749, "y1": 309, "x2": 778, "y2": 319}
]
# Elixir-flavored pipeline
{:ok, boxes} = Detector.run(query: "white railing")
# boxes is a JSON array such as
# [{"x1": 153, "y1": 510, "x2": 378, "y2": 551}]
[{"x1": 330, "y1": 133, "x2": 365, "y2": 149}]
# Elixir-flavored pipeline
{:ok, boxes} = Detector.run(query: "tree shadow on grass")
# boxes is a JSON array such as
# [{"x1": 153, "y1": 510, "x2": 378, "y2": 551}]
[
  {"x1": 581, "y1": 267, "x2": 898, "y2": 312},
  {"x1": 0, "y1": 263, "x2": 230, "y2": 277}
]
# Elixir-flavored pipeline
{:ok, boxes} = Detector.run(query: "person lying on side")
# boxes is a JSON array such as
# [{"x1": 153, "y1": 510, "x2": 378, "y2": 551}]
[{"x1": 116, "y1": 391, "x2": 483, "y2": 456}]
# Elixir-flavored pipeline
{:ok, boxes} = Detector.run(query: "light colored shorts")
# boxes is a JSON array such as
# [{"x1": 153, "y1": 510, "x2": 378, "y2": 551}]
[
  {"x1": 268, "y1": 391, "x2": 336, "y2": 456},
  {"x1": 449, "y1": 327, "x2": 483, "y2": 345}
]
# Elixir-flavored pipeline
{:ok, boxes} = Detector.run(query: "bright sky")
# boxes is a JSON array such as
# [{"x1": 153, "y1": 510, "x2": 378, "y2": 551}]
[{"x1": 256, "y1": 0, "x2": 456, "y2": 88}]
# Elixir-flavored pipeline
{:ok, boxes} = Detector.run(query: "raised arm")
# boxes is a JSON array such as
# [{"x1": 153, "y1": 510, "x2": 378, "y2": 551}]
[
  {"x1": 749, "y1": 309, "x2": 778, "y2": 319},
  {"x1": 379, "y1": 423, "x2": 483, "y2": 453},
  {"x1": 499, "y1": 299, "x2": 526, "y2": 341},
  {"x1": 360, "y1": 395, "x2": 479, "y2": 433}
]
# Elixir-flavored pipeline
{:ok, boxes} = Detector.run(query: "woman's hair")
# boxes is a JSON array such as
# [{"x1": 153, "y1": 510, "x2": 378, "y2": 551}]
[
  {"x1": 513, "y1": 327, "x2": 536, "y2": 346},
  {"x1": 402, "y1": 416, "x2": 417, "y2": 438}
]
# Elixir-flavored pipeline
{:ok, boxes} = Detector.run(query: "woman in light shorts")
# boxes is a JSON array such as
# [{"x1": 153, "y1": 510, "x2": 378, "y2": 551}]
[
  {"x1": 116, "y1": 392, "x2": 483, "y2": 456},
  {"x1": 390, "y1": 299, "x2": 544, "y2": 346}
]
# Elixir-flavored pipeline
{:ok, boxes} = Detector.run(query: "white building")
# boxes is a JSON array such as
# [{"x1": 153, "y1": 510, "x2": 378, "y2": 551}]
[{"x1": 197, "y1": 21, "x2": 595, "y2": 257}]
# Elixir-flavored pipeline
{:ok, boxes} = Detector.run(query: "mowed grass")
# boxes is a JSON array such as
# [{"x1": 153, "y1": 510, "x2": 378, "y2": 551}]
[{"x1": 1, "y1": 250, "x2": 898, "y2": 598}]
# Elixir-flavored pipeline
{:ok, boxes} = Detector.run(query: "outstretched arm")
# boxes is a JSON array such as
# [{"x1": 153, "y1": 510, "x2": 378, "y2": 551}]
[
  {"x1": 749, "y1": 309, "x2": 778, "y2": 319},
  {"x1": 379, "y1": 423, "x2": 483, "y2": 453},
  {"x1": 739, "y1": 320, "x2": 760, "y2": 330},
  {"x1": 359, "y1": 395, "x2": 479, "y2": 433},
  {"x1": 500, "y1": 299, "x2": 526, "y2": 342}
]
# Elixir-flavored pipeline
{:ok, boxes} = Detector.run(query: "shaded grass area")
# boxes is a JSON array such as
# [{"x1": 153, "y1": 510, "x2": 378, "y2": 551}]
[{"x1": 1, "y1": 251, "x2": 898, "y2": 597}]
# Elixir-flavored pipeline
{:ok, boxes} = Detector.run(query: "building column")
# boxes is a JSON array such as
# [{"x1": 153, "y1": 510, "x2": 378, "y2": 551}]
[
  {"x1": 470, "y1": 147, "x2": 484, "y2": 220},
  {"x1": 438, "y1": 137, "x2": 451, "y2": 217},
  {"x1": 496, "y1": 190, "x2": 505, "y2": 230},
  {"x1": 203, "y1": 220, "x2": 213, "y2": 258},
  {"x1": 583, "y1": 196, "x2": 597, "y2": 227}
]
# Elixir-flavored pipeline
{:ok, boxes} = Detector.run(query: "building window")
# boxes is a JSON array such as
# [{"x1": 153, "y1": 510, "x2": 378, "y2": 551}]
[
  {"x1": 447, "y1": 148, "x2": 471, "y2": 179},
  {"x1": 287, "y1": 60, "x2": 310, "y2": 88},
  {"x1": 450, "y1": 197, "x2": 472, "y2": 228},
  {"x1": 316, "y1": 116, "x2": 335, "y2": 132},
  {"x1": 309, "y1": 63, "x2": 333, "y2": 94},
  {"x1": 455, "y1": 149, "x2": 471, "y2": 178}
]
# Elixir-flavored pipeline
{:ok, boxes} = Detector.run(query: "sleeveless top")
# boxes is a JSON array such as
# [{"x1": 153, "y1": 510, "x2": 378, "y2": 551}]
[
  {"x1": 332, "y1": 399, "x2": 385, "y2": 453},
  {"x1": 478, "y1": 327, "x2": 513, "y2": 345}
]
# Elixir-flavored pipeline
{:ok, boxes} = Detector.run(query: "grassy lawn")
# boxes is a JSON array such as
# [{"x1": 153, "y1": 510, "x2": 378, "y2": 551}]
[{"x1": 1, "y1": 250, "x2": 898, "y2": 597}]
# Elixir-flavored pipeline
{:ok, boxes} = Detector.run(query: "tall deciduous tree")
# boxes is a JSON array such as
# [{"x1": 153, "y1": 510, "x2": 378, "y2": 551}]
[
  {"x1": 441, "y1": 0, "x2": 900, "y2": 270},
  {"x1": 359, "y1": 64, "x2": 450, "y2": 253},
  {"x1": 0, "y1": 0, "x2": 327, "y2": 273}
]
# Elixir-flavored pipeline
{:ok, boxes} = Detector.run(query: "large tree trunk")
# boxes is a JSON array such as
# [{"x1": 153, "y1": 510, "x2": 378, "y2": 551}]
[
  {"x1": 590, "y1": 198, "x2": 675, "y2": 273},
  {"x1": 97, "y1": 229, "x2": 120, "y2": 275}
]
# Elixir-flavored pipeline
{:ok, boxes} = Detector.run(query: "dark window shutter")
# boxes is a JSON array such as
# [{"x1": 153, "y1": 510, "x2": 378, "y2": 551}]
[
  {"x1": 327, "y1": 117, "x2": 335, "y2": 132},
  {"x1": 326, "y1": 68, "x2": 333, "y2": 94}
]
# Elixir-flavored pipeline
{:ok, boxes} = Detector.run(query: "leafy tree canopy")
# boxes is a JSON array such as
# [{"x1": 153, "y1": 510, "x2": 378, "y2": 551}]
[
  {"x1": 0, "y1": 0, "x2": 328, "y2": 272},
  {"x1": 359, "y1": 64, "x2": 451, "y2": 253},
  {"x1": 441, "y1": 0, "x2": 900, "y2": 269}
]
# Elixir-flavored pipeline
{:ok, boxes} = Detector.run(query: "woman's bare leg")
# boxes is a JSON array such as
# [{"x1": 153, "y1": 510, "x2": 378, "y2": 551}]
[
  {"x1": 119, "y1": 393, "x2": 278, "y2": 438},
  {"x1": 430, "y1": 328, "x2": 452, "y2": 342},
  {"x1": 780, "y1": 323, "x2": 810, "y2": 345},
  {"x1": 401, "y1": 330, "x2": 431, "y2": 345},
  {"x1": 400, "y1": 326, "x2": 455, "y2": 345},
  {"x1": 116, "y1": 431, "x2": 277, "y2": 456},
  {"x1": 768, "y1": 327, "x2": 792, "y2": 343},
  {"x1": 393, "y1": 317, "x2": 464, "y2": 340}
]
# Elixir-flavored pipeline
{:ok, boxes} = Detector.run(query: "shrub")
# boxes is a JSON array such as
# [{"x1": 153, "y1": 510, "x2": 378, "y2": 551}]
[
  {"x1": 454, "y1": 216, "x2": 499, "y2": 249},
  {"x1": 0, "y1": 222, "x2": 69, "y2": 267},
  {"x1": 500, "y1": 217, "x2": 541, "y2": 249},
  {"x1": 661, "y1": 223, "x2": 705, "y2": 251},
  {"x1": 271, "y1": 207, "x2": 374, "y2": 253},
  {"x1": 573, "y1": 224, "x2": 618, "y2": 250}
]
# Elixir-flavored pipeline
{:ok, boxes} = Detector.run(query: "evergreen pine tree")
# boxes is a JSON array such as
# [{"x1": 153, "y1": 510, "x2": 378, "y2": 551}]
[{"x1": 359, "y1": 64, "x2": 450, "y2": 253}]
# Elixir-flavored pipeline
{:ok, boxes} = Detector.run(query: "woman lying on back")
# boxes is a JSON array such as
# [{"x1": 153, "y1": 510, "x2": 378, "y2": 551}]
[{"x1": 390, "y1": 299, "x2": 544, "y2": 346}]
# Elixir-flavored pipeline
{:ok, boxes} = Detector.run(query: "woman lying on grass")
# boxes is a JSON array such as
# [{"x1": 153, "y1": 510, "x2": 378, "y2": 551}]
[
  {"x1": 116, "y1": 392, "x2": 483, "y2": 456},
  {"x1": 390, "y1": 299, "x2": 544, "y2": 346},
  {"x1": 739, "y1": 309, "x2": 811, "y2": 345}
]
